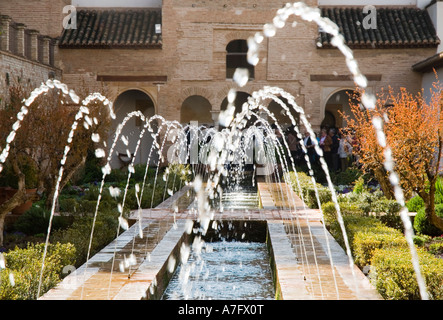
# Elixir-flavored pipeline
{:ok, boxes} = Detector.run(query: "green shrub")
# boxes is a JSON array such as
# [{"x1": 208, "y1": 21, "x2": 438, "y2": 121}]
[
  {"x1": 352, "y1": 230, "x2": 407, "y2": 268},
  {"x1": 352, "y1": 176, "x2": 365, "y2": 194},
  {"x1": 77, "y1": 199, "x2": 100, "y2": 214},
  {"x1": 286, "y1": 171, "x2": 331, "y2": 209},
  {"x1": 378, "y1": 212, "x2": 404, "y2": 231},
  {"x1": 303, "y1": 187, "x2": 332, "y2": 209},
  {"x1": 329, "y1": 216, "x2": 382, "y2": 250},
  {"x1": 413, "y1": 234, "x2": 432, "y2": 247},
  {"x1": 338, "y1": 189, "x2": 385, "y2": 215},
  {"x1": 429, "y1": 242, "x2": 443, "y2": 255},
  {"x1": 13, "y1": 206, "x2": 71, "y2": 236},
  {"x1": 331, "y1": 168, "x2": 362, "y2": 186},
  {"x1": 370, "y1": 199, "x2": 403, "y2": 230},
  {"x1": 329, "y1": 215, "x2": 408, "y2": 268},
  {"x1": 0, "y1": 242, "x2": 76, "y2": 300},
  {"x1": 77, "y1": 148, "x2": 104, "y2": 184},
  {"x1": 370, "y1": 247, "x2": 443, "y2": 300},
  {"x1": 414, "y1": 205, "x2": 443, "y2": 237},
  {"x1": 372, "y1": 199, "x2": 402, "y2": 215},
  {"x1": 321, "y1": 201, "x2": 364, "y2": 227},
  {"x1": 105, "y1": 168, "x2": 128, "y2": 183},
  {"x1": 406, "y1": 195, "x2": 424, "y2": 212},
  {"x1": 58, "y1": 198, "x2": 79, "y2": 213},
  {"x1": 50, "y1": 208, "x2": 119, "y2": 267}
]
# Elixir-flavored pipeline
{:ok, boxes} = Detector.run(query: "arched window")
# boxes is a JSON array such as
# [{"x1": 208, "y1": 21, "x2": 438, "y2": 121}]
[
  {"x1": 226, "y1": 39, "x2": 255, "y2": 80},
  {"x1": 181, "y1": 95, "x2": 213, "y2": 125}
]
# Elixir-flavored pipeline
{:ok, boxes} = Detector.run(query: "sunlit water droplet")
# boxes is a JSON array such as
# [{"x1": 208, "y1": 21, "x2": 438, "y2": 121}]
[
  {"x1": 233, "y1": 68, "x2": 249, "y2": 87},
  {"x1": 118, "y1": 217, "x2": 129, "y2": 230},
  {"x1": 95, "y1": 148, "x2": 105, "y2": 158},
  {"x1": 91, "y1": 133, "x2": 100, "y2": 143}
]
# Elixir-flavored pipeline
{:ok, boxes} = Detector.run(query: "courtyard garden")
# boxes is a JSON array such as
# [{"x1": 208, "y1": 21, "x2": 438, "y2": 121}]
[
  {"x1": 0, "y1": 162, "x2": 190, "y2": 299},
  {"x1": 286, "y1": 167, "x2": 443, "y2": 300},
  {"x1": 1, "y1": 80, "x2": 443, "y2": 300}
]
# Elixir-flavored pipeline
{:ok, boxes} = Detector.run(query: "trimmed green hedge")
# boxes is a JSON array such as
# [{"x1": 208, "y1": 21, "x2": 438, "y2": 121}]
[
  {"x1": 321, "y1": 201, "x2": 364, "y2": 227},
  {"x1": 0, "y1": 242, "x2": 76, "y2": 300},
  {"x1": 370, "y1": 247, "x2": 443, "y2": 300},
  {"x1": 329, "y1": 216, "x2": 407, "y2": 268},
  {"x1": 329, "y1": 215, "x2": 443, "y2": 299},
  {"x1": 286, "y1": 171, "x2": 332, "y2": 209},
  {"x1": 352, "y1": 230, "x2": 406, "y2": 268}
]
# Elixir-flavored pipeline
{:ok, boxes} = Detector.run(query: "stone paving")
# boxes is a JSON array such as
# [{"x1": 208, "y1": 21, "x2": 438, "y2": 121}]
[{"x1": 39, "y1": 182, "x2": 381, "y2": 300}]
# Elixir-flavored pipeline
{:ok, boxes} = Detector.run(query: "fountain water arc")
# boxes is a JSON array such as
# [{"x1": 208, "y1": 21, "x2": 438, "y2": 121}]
[
  {"x1": 0, "y1": 2, "x2": 430, "y2": 300},
  {"x1": 241, "y1": 2, "x2": 428, "y2": 300}
]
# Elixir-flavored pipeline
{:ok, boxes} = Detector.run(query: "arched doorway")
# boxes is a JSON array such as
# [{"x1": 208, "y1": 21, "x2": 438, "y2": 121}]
[
  {"x1": 267, "y1": 96, "x2": 300, "y2": 129},
  {"x1": 110, "y1": 89, "x2": 157, "y2": 168},
  {"x1": 220, "y1": 91, "x2": 255, "y2": 126},
  {"x1": 322, "y1": 89, "x2": 358, "y2": 131},
  {"x1": 181, "y1": 95, "x2": 213, "y2": 126}
]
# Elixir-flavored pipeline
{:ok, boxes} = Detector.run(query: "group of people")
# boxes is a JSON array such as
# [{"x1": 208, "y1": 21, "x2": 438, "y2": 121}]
[{"x1": 284, "y1": 126, "x2": 355, "y2": 173}]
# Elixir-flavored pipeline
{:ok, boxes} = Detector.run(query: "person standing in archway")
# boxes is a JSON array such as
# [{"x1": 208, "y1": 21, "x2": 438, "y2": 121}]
[
  {"x1": 319, "y1": 128, "x2": 333, "y2": 170},
  {"x1": 329, "y1": 128, "x2": 340, "y2": 173}
]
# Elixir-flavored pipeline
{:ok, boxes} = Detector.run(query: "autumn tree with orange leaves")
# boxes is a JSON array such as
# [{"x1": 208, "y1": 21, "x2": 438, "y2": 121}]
[{"x1": 344, "y1": 82, "x2": 443, "y2": 233}]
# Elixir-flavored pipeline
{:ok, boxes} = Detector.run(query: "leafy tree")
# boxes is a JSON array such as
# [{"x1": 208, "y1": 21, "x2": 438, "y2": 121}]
[
  {"x1": 343, "y1": 81, "x2": 443, "y2": 233},
  {"x1": 0, "y1": 82, "x2": 111, "y2": 246}
]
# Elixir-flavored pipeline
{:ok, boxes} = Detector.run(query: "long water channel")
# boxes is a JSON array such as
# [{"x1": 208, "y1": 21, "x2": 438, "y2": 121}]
[{"x1": 162, "y1": 185, "x2": 276, "y2": 300}]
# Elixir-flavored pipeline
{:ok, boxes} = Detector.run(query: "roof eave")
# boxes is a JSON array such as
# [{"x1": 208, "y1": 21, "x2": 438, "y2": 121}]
[
  {"x1": 412, "y1": 51, "x2": 443, "y2": 73},
  {"x1": 58, "y1": 43, "x2": 162, "y2": 49}
]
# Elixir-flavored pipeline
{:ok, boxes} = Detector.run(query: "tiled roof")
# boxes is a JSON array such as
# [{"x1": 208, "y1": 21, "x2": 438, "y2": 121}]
[
  {"x1": 318, "y1": 7, "x2": 440, "y2": 49},
  {"x1": 59, "y1": 9, "x2": 162, "y2": 48}
]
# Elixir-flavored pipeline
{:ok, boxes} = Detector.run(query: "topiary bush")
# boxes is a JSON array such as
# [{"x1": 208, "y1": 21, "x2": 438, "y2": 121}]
[
  {"x1": 370, "y1": 247, "x2": 443, "y2": 300},
  {"x1": 0, "y1": 242, "x2": 76, "y2": 300}
]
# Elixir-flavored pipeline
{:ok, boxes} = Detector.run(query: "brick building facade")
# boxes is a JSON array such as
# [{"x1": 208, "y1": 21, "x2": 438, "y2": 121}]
[
  {"x1": 0, "y1": 13, "x2": 62, "y2": 104},
  {"x1": 0, "y1": 0, "x2": 440, "y2": 166}
]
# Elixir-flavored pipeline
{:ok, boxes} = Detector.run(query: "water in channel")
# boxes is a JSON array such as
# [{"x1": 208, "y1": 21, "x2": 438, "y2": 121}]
[
  {"x1": 162, "y1": 240, "x2": 275, "y2": 300},
  {"x1": 164, "y1": 186, "x2": 274, "y2": 300}
]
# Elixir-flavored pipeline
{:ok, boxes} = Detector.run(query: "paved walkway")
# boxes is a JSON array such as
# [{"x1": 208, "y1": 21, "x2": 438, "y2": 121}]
[{"x1": 39, "y1": 182, "x2": 381, "y2": 300}]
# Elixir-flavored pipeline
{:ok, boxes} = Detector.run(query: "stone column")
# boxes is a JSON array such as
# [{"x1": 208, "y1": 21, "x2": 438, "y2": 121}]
[
  {"x1": 28, "y1": 29, "x2": 39, "y2": 61},
  {"x1": 15, "y1": 23, "x2": 26, "y2": 56},
  {"x1": 41, "y1": 36, "x2": 51, "y2": 65},
  {"x1": 0, "y1": 15, "x2": 12, "y2": 51}
]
